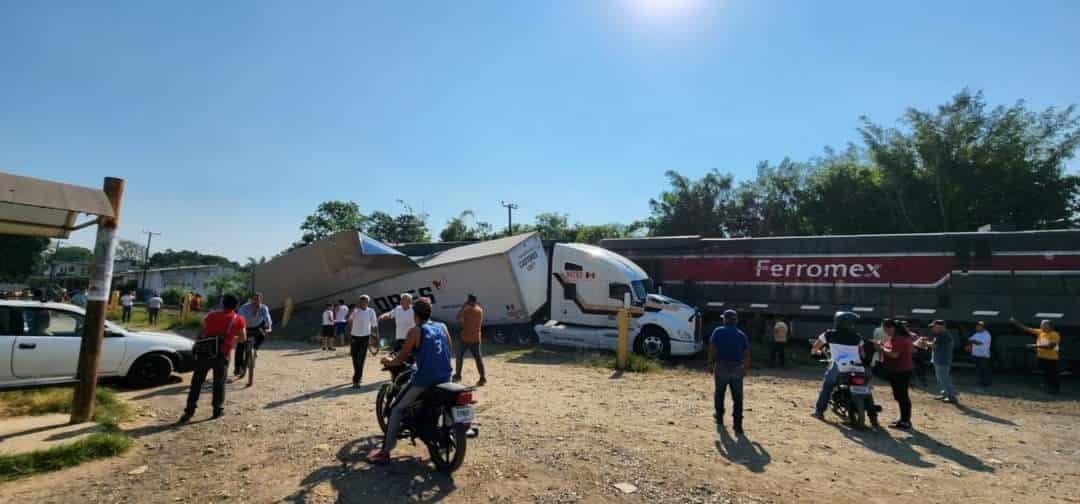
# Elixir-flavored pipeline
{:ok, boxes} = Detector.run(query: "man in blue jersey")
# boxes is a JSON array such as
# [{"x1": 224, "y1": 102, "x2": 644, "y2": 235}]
[
  {"x1": 708, "y1": 310, "x2": 750, "y2": 435},
  {"x1": 367, "y1": 297, "x2": 452, "y2": 464}
]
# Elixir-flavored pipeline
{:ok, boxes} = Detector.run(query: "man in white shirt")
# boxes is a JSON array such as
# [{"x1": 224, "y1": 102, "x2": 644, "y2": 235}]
[
  {"x1": 120, "y1": 291, "x2": 135, "y2": 323},
  {"x1": 334, "y1": 299, "x2": 350, "y2": 347},
  {"x1": 379, "y1": 293, "x2": 415, "y2": 353},
  {"x1": 968, "y1": 321, "x2": 992, "y2": 387},
  {"x1": 320, "y1": 304, "x2": 335, "y2": 351},
  {"x1": 348, "y1": 295, "x2": 378, "y2": 387},
  {"x1": 147, "y1": 292, "x2": 164, "y2": 326}
]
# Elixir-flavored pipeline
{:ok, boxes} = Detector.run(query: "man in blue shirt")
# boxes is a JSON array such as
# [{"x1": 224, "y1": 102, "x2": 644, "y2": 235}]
[
  {"x1": 708, "y1": 310, "x2": 749, "y2": 435},
  {"x1": 367, "y1": 297, "x2": 452, "y2": 465},
  {"x1": 234, "y1": 292, "x2": 273, "y2": 378}
]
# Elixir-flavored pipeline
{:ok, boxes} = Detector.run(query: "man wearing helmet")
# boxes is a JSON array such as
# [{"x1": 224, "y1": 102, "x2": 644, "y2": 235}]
[
  {"x1": 708, "y1": 309, "x2": 750, "y2": 435},
  {"x1": 811, "y1": 311, "x2": 880, "y2": 428}
]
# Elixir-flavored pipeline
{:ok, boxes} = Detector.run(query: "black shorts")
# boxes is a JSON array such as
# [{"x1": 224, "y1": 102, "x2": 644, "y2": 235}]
[{"x1": 321, "y1": 325, "x2": 334, "y2": 337}]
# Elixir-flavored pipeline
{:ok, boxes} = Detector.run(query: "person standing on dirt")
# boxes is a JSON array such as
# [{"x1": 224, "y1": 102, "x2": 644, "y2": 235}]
[
  {"x1": 147, "y1": 292, "x2": 163, "y2": 326},
  {"x1": 120, "y1": 290, "x2": 135, "y2": 323},
  {"x1": 334, "y1": 299, "x2": 349, "y2": 348},
  {"x1": 320, "y1": 303, "x2": 335, "y2": 351},
  {"x1": 916, "y1": 320, "x2": 957, "y2": 404},
  {"x1": 876, "y1": 320, "x2": 914, "y2": 430},
  {"x1": 909, "y1": 323, "x2": 931, "y2": 387},
  {"x1": 968, "y1": 321, "x2": 992, "y2": 387},
  {"x1": 235, "y1": 292, "x2": 272, "y2": 378},
  {"x1": 368, "y1": 297, "x2": 453, "y2": 465},
  {"x1": 180, "y1": 294, "x2": 247, "y2": 423},
  {"x1": 348, "y1": 295, "x2": 378, "y2": 387},
  {"x1": 769, "y1": 319, "x2": 788, "y2": 368},
  {"x1": 708, "y1": 309, "x2": 749, "y2": 435},
  {"x1": 453, "y1": 294, "x2": 486, "y2": 386},
  {"x1": 379, "y1": 293, "x2": 415, "y2": 353},
  {"x1": 1011, "y1": 318, "x2": 1061, "y2": 394}
]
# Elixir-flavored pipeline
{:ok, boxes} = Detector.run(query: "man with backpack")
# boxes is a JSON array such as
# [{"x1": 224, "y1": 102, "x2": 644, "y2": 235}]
[{"x1": 179, "y1": 294, "x2": 247, "y2": 423}]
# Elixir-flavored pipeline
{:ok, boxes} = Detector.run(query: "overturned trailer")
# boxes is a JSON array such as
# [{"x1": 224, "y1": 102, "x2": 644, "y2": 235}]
[
  {"x1": 255, "y1": 232, "x2": 548, "y2": 337},
  {"x1": 602, "y1": 230, "x2": 1080, "y2": 371}
]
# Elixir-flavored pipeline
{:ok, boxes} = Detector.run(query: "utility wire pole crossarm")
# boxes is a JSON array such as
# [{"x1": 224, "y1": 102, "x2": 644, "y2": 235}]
[{"x1": 500, "y1": 201, "x2": 519, "y2": 234}]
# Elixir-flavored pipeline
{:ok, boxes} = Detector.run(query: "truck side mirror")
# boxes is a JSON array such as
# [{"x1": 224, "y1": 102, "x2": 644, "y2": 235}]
[{"x1": 623, "y1": 292, "x2": 631, "y2": 309}]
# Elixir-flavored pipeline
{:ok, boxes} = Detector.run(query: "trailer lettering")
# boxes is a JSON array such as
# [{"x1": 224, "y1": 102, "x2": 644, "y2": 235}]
[{"x1": 372, "y1": 286, "x2": 437, "y2": 313}]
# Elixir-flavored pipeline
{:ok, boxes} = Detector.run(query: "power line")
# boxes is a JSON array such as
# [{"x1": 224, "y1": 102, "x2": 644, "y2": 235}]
[{"x1": 500, "y1": 201, "x2": 519, "y2": 234}]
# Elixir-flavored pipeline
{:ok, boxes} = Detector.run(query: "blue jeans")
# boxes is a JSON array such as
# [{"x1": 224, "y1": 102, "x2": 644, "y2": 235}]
[
  {"x1": 934, "y1": 364, "x2": 957, "y2": 399},
  {"x1": 815, "y1": 363, "x2": 839, "y2": 415},
  {"x1": 713, "y1": 369, "x2": 744, "y2": 422}
]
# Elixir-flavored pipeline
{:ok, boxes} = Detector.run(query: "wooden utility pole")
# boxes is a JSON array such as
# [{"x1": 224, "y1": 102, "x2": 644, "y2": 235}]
[
  {"x1": 500, "y1": 201, "x2": 518, "y2": 234},
  {"x1": 71, "y1": 177, "x2": 124, "y2": 424}
]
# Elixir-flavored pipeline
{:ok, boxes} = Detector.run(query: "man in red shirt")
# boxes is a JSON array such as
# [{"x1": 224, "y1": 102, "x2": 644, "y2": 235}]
[
  {"x1": 877, "y1": 319, "x2": 914, "y2": 430},
  {"x1": 180, "y1": 294, "x2": 247, "y2": 423}
]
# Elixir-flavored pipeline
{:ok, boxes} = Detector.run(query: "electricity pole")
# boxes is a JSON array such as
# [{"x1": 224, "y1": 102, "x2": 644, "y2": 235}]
[
  {"x1": 500, "y1": 201, "x2": 518, "y2": 235},
  {"x1": 140, "y1": 230, "x2": 161, "y2": 294}
]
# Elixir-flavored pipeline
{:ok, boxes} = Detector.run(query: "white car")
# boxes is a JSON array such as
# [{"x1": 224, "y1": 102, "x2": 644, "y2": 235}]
[{"x1": 0, "y1": 300, "x2": 194, "y2": 389}]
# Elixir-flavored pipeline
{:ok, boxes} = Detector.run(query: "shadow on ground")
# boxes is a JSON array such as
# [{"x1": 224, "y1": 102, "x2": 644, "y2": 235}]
[
  {"x1": 715, "y1": 428, "x2": 771, "y2": 473},
  {"x1": 284, "y1": 436, "x2": 457, "y2": 503}
]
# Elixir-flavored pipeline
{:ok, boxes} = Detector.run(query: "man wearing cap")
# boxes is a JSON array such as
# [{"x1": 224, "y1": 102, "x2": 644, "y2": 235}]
[
  {"x1": 708, "y1": 310, "x2": 750, "y2": 435},
  {"x1": 1011, "y1": 318, "x2": 1061, "y2": 394},
  {"x1": 968, "y1": 321, "x2": 992, "y2": 387},
  {"x1": 917, "y1": 320, "x2": 957, "y2": 404}
]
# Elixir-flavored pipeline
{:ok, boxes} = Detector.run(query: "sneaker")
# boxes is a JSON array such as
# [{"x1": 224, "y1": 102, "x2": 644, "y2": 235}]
[
  {"x1": 942, "y1": 397, "x2": 959, "y2": 405},
  {"x1": 733, "y1": 422, "x2": 744, "y2": 436},
  {"x1": 211, "y1": 409, "x2": 224, "y2": 419},
  {"x1": 177, "y1": 413, "x2": 193, "y2": 424},
  {"x1": 889, "y1": 421, "x2": 912, "y2": 430},
  {"x1": 870, "y1": 418, "x2": 881, "y2": 430},
  {"x1": 810, "y1": 411, "x2": 825, "y2": 420},
  {"x1": 367, "y1": 450, "x2": 390, "y2": 465},
  {"x1": 477, "y1": 377, "x2": 487, "y2": 387}
]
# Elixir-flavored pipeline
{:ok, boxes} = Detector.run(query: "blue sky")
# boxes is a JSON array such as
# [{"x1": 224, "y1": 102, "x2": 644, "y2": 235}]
[{"x1": 3, "y1": 0, "x2": 1079, "y2": 261}]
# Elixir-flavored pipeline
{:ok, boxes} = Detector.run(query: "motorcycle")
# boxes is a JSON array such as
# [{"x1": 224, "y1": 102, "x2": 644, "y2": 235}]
[
  {"x1": 376, "y1": 354, "x2": 476, "y2": 473},
  {"x1": 830, "y1": 360, "x2": 877, "y2": 429}
]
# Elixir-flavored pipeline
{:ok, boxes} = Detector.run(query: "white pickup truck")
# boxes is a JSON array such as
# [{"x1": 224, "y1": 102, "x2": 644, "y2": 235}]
[{"x1": 0, "y1": 300, "x2": 194, "y2": 389}]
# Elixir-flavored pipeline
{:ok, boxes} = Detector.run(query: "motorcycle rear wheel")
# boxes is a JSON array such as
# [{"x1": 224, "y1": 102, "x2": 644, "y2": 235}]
[
  {"x1": 428, "y1": 407, "x2": 467, "y2": 474},
  {"x1": 848, "y1": 399, "x2": 866, "y2": 429}
]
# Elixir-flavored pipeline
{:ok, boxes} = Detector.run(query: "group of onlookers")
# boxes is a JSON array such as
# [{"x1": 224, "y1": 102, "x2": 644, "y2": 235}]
[{"x1": 713, "y1": 311, "x2": 1065, "y2": 436}]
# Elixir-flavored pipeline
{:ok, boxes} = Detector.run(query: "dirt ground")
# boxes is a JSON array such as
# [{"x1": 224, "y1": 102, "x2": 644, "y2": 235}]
[{"x1": 2, "y1": 339, "x2": 1078, "y2": 504}]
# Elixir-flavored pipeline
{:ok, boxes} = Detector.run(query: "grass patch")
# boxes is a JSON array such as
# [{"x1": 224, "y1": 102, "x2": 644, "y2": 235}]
[
  {"x1": 588, "y1": 353, "x2": 662, "y2": 373},
  {"x1": 0, "y1": 387, "x2": 133, "y2": 427},
  {"x1": 107, "y1": 306, "x2": 203, "y2": 332},
  {"x1": 0, "y1": 432, "x2": 132, "y2": 482}
]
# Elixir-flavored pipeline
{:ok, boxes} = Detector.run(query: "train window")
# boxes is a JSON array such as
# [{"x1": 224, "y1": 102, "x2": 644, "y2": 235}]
[{"x1": 564, "y1": 262, "x2": 583, "y2": 272}]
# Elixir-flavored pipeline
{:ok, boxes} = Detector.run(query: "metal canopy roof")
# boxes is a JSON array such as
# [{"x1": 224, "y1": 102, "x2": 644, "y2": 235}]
[{"x1": 0, "y1": 171, "x2": 115, "y2": 238}]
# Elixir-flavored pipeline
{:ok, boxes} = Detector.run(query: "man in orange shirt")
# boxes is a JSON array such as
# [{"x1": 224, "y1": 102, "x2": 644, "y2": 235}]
[{"x1": 454, "y1": 294, "x2": 486, "y2": 386}]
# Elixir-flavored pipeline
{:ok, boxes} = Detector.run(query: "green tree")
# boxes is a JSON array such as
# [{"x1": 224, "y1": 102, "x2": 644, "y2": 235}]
[
  {"x1": 728, "y1": 159, "x2": 811, "y2": 237},
  {"x1": 49, "y1": 245, "x2": 93, "y2": 263},
  {"x1": 800, "y1": 150, "x2": 896, "y2": 234},
  {"x1": 859, "y1": 89, "x2": 1080, "y2": 232},
  {"x1": 365, "y1": 201, "x2": 431, "y2": 244},
  {"x1": 115, "y1": 239, "x2": 146, "y2": 262},
  {"x1": 149, "y1": 249, "x2": 237, "y2": 268},
  {"x1": 439, "y1": 211, "x2": 494, "y2": 242},
  {"x1": 0, "y1": 235, "x2": 50, "y2": 281},
  {"x1": 645, "y1": 169, "x2": 737, "y2": 237},
  {"x1": 571, "y1": 223, "x2": 643, "y2": 244},
  {"x1": 533, "y1": 212, "x2": 573, "y2": 241},
  {"x1": 293, "y1": 200, "x2": 366, "y2": 249}
]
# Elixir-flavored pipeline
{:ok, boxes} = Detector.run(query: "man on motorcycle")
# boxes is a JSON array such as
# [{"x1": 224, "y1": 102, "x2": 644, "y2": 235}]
[
  {"x1": 811, "y1": 311, "x2": 880, "y2": 429},
  {"x1": 367, "y1": 297, "x2": 453, "y2": 465}
]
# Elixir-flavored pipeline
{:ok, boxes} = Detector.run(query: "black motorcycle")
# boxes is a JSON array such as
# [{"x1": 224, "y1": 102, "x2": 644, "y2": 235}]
[
  {"x1": 830, "y1": 360, "x2": 877, "y2": 429},
  {"x1": 376, "y1": 356, "x2": 476, "y2": 473}
]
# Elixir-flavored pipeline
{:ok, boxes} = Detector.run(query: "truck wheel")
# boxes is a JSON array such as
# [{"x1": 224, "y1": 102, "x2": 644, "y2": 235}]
[
  {"x1": 127, "y1": 353, "x2": 174, "y2": 388},
  {"x1": 635, "y1": 327, "x2": 670, "y2": 359}
]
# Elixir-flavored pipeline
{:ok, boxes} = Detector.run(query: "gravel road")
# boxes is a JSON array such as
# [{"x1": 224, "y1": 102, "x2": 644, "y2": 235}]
[{"x1": 3, "y1": 340, "x2": 1078, "y2": 503}]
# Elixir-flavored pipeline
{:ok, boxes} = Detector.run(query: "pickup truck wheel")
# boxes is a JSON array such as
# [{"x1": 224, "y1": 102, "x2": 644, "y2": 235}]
[
  {"x1": 635, "y1": 327, "x2": 670, "y2": 359},
  {"x1": 127, "y1": 354, "x2": 174, "y2": 388}
]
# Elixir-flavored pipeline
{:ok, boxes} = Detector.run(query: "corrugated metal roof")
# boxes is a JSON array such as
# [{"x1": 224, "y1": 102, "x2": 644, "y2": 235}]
[{"x1": 417, "y1": 232, "x2": 537, "y2": 267}]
